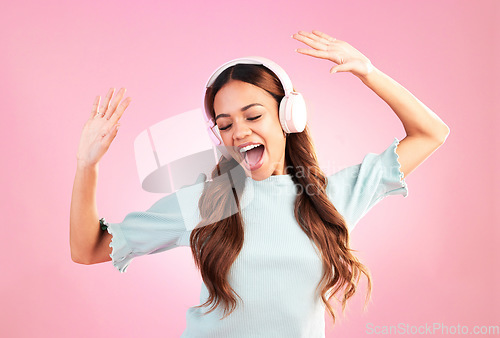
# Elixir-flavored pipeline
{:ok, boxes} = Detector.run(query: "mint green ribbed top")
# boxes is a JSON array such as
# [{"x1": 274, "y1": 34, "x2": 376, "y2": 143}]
[{"x1": 107, "y1": 137, "x2": 408, "y2": 337}]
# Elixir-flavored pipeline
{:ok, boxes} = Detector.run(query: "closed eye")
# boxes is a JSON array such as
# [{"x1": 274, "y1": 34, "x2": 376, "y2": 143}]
[{"x1": 218, "y1": 115, "x2": 262, "y2": 131}]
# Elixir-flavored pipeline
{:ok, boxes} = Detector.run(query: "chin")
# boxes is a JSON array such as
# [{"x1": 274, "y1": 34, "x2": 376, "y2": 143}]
[{"x1": 243, "y1": 165, "x2": 271, "y2": 181}]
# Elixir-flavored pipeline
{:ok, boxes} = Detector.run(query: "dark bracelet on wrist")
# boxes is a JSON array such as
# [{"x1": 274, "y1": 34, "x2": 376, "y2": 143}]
[{"x1": 99, "y1": 218, "x2": 109, "y2": 231}]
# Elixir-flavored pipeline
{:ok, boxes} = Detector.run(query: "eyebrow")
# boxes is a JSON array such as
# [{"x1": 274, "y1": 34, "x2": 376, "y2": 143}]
[{"x1": 214, "y1": 103, "x2": 263, "y2": 122}]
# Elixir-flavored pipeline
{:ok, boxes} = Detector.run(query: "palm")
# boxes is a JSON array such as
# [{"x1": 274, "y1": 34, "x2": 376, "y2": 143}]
[
  {"x1": 78, "y1": 118, "x2": 112, "y2": 164},
  {"x1": 77, "y1": 88, "x2": 131, "y2": 167},
  {"x1": 292, "y1": 30, "x2": 374, "y2": 78}
]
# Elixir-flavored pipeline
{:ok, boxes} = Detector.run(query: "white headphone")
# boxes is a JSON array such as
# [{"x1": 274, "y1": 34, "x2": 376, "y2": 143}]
[{"x1": 201, "y1": 56, "x2": 307, "y2": 159}]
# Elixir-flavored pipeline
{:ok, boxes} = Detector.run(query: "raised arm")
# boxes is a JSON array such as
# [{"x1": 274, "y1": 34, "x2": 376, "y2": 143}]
[
  {"x1": 70, "y1": 88, "x2": 131, "y2": 264},
  {"x1": 292, "y1": 30, "x2": 450, "y2": 179}
]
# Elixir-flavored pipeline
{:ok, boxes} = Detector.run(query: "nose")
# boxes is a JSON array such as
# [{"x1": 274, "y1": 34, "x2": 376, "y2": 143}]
[{"x1": 232, "y1": 121, "x2": 252, "y2": 141}]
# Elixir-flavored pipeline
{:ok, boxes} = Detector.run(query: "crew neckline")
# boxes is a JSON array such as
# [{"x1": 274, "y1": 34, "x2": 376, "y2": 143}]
[{"x1": 245, "y1": 174, "x2": 295, "y2": 184}]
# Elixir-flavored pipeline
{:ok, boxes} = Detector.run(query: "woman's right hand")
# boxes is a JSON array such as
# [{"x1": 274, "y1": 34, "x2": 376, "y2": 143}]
[{"x1": 77, "y1": 88, "x2": 132, "y2": 168}]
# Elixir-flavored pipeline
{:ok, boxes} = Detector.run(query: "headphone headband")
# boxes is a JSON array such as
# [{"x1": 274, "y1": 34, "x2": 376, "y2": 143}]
[
  {"x1": 203, "y1": 56, "x2": 297, "y2": 128},
  {"x1": 205, "y1": 56, "x2": 295, "y2": 94}
]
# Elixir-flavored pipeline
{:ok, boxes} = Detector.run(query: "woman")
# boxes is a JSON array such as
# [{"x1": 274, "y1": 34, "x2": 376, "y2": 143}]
[{"x1": 70, "y1": 30, "x2": 450, "y2": 337}]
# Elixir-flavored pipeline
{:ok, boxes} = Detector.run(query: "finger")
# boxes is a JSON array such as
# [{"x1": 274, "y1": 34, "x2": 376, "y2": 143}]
[
  {"x1": 293, "y1": 33, "x2": 327, "y2": 51},
  {"x1": 299, "y1": 30, "x2": 330, "y2": 45},
  {"x1": 108, "y1": 123, "x2": 121, "y2": 146},
  {"x1": 312, "y1": 30, "x2": 337, "y2": 42},
  {"x1": 91, "y1": 95, "x2": 101, "y2": 119},
  {"x1": 100, "y1": 88, "x2": 115, "y2": 117},
  {"x1": 108, "y1": 96, "x2": 132, "y2": 125},
  {"x1": 330, "y1": 63, "x2": 352, "y2": 74},
  {"x1": 104, "y1": 87, "x2": 126, "y2": 120},
  {"x1": 297, "y1": 30, "x2": 332, "y2": 45},
  {"x1": 107, "y1": 123, "x2": 120, "y2": 140},
  {"x1": 295, "y1": 48, "x2": 331, "y2": 60}
]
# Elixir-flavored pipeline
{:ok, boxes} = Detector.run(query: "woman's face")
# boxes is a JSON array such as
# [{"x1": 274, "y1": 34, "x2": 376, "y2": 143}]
[{"x1": 213, "y1": 80, "x2": 287, "y2": 181}]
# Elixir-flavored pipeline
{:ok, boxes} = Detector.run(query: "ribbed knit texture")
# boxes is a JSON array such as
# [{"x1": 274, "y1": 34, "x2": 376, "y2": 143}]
[{"x1": 107, "y1": 137, "x2": 408, "y2": 337}]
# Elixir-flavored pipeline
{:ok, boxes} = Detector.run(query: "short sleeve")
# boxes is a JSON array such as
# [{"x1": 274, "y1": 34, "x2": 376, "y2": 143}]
[
  {"x1": 106, "y1": 173, "x2": 207, "y2": 273},
  {"x1": 326, "y1": 137, "x2": 409, "y2": 232}
]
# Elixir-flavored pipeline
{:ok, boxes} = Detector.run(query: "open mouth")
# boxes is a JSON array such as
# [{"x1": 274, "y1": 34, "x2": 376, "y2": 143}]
[{"x1": 239, "y1": 144, "x2": 265, "y2": 171}]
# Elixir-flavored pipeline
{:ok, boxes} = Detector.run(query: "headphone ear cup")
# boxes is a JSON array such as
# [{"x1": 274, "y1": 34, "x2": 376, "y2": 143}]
[
  {"x1": 210, "y1": 125, "x2": 223, "y2": 145},
  {"x1": 279, "y1": 96, "x2": 290, "y2": 133},
  {"x1": 209, "y1": 125, "x2": 232, "y2": 159},
  {"x1": 279, "y1": 93, "x2": 307, "y2": 133}
]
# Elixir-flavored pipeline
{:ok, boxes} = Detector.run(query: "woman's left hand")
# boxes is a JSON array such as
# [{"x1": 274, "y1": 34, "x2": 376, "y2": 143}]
[{"x1": 292, "y1": 30, "x2": 374, "y2": 79}]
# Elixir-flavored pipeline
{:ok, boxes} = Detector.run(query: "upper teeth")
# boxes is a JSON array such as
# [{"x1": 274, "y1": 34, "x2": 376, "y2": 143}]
[{"x1": 239, "y1": 144, "x2": 262, "y2": 153}]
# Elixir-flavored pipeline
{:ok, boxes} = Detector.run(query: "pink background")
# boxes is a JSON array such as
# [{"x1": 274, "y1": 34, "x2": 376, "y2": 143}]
[{"x1": 1, "y1": 0, "x2": 498, "y2": 337}]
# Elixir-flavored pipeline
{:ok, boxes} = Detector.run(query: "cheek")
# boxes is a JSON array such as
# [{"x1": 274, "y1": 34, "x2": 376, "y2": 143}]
[
  {"x1": 263, "y1": 113, "x2": 283, "y2": 134},
  {"x1": 266, "y1": 122, "x2": 286, "y2": 153},
  {"x1": 218, "y1": 131, "x2": 231, "y2": 148}
]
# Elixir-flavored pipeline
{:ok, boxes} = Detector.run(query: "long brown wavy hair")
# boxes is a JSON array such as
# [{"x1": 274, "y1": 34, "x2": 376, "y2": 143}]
[{"x1": 189, "y1": 63, "x2": 372, "y2": 326}]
